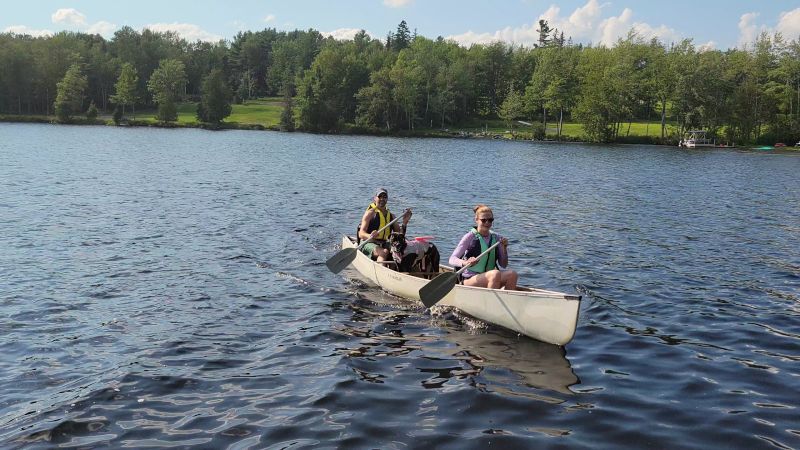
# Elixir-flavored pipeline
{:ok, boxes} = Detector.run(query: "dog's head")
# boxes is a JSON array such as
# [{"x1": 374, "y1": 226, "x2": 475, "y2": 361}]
[{"x1": 388, "y1": 232, "x2": 407, "y2": 262}]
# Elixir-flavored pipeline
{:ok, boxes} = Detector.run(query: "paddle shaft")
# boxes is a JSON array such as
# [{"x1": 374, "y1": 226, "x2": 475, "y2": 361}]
[
  {"x1": 418, "y1": 238, "x2": 503, "y2": 307},
  {"x1": 325, "y1": 209, "x2": 408, "y2": 274},
  {"x1": 356, "y1": 212, "x2": 405, "y2": 249}
]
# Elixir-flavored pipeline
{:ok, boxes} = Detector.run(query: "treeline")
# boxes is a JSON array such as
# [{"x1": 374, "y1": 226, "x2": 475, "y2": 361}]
[{"x1": 1, "y1": 21, "x2": 800, "y2": 143}]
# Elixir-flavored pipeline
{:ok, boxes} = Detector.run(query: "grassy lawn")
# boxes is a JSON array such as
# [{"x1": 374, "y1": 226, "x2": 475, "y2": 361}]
[
  {"x1": 130, "y1": 97, "x2": 291, "y2": 128},
  {"x1": 431, "y1": 118, "x2": 681, "y2": 140},
  {"x1": 228, "y1": 98, "x2": 287, "y2": 126},
  {"x1": 14, "y1": 101, "x2": 788, "y2": 146},
  {"x1": 86, "y1": 97, "x2": 687, "y2": 140}
]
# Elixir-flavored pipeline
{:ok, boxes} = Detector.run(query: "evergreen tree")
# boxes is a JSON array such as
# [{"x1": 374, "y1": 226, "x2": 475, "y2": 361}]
[
  {"x1": 197, "y1": 68, "x2": 232, "y2": 124},
  {"x1": 536, "y1": 20, "x2": 552, "y2": 48},
  {"x1": 393, "y1": 20, "x2": 411, "y2": 51}
]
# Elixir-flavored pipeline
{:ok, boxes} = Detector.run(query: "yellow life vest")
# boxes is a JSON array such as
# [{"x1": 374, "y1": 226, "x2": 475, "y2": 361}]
[{"x1": 365, "y1": 203, "x2": 393, "y2": 240}]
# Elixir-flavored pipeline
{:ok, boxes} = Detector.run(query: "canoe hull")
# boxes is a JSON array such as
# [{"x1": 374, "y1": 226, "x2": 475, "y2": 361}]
[{"x1": 341, "y1": 236, "x2": 581, "y2": 345}]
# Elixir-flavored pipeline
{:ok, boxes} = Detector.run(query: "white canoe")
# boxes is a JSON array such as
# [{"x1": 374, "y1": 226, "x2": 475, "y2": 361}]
[{"x1": 340, "y1": 236, "x2": 581, "y2": 346}]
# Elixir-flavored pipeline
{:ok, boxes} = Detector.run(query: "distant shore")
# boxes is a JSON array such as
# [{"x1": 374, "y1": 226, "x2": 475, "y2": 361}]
[
  {"x1": 0, "y1": 113, "x2": 648, "y2": 144},
  {"x1": 2, "y1": 110, "x2": 797, "y2": 150}
]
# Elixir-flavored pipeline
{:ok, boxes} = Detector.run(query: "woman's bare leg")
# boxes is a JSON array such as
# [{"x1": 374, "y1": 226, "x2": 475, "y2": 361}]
[
  {"x1": 464, "y1": 270, "x2": 518, "y2": 290},
  {"x1": 501, "y1": 270, "x2": 518, "y2": 290}
]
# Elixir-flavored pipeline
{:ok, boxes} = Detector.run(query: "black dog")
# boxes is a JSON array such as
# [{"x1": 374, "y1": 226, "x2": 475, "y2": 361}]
[{"x1": 389, "y1": 232, "x2": 440, "y2": 277}]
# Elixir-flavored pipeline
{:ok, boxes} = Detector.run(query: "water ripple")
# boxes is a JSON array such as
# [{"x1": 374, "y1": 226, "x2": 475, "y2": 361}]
[{"x1": 1, "y1": 124, "x2": 799, "y2": 448}]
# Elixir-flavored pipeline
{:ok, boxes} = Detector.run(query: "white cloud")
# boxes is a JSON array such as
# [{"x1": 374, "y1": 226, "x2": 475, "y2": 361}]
[
  {"x1": 737, "y1": 12, "x2": 760, "y2": 48},
  {"x1": 384, "y1": 0, "x2": 413, "y2": 7},
  {"x1": 697, "y1": 41, "x2": 717, "y2": 52},
  {"x1": 540, "y1": 0, "x2": 603, "y2": 41},
  {"x1": 48, "y1": 8, "x2": 117, "y2": 37},
  {"x1": 51, "y1": 8, "x2": 87, "y2": 26},
  {"x1": 445, "y1": 30, "x2": 502, "y2": 47},
  {"x1": 321, "y1": 28, "x2": 373, "y2": 41},
  {"x1": 626, "y1": 20, "x2": 681, "y2": 46},
  {"x1": 144, "y1": 23, "x2": 223, "y2": 42},
  {"x1": 87, "y1": 21, "x2": 117, "y2": 37},
  {"x1": 776, "y1": 8, "x2": 800, "y2": 40},
  {"x1": 263, "y1": 14, "x2": 276, "y2": 23},
  {"x1": 597, "y1": 7, "x2": 634, "y2": 46},
  {"x1": 446, "y1": 0, "x2": 680, "y2": 48},
  {"x1": 3, "y1": 25, "x2": 53, "y2": 37}
]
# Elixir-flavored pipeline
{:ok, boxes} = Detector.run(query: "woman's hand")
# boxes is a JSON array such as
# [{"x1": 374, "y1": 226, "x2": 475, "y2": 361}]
[{"x1": 464, "y1": 257, "x2": 478, "y2": 267}]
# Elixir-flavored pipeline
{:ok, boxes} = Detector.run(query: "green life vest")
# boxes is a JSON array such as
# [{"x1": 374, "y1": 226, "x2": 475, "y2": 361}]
[{"x1": 468, "y1": 228, "x2": 497, "y2": 273}]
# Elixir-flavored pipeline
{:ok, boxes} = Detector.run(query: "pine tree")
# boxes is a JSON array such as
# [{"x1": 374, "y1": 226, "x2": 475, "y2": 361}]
[
  {"x1": 536, "y1": 19, "x2": 552, "y2": 48},
  {"x1": 393, "y1": 20, "x2": 411, "y2": 51},
  {"x1": 197, "y1": 68, "x2": 232, "y2": 125}
]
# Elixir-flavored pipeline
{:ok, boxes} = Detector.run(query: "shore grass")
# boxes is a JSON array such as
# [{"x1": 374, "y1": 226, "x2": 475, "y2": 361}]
[
  {"x1": 228, "y1": 98, "x2": 286, "y2": 126},
  {"x1": 2, "y1": 101, "x2": 796, "y2": 148},
  {"x1": 433, "y1": 118, "x2": 683, "y2": 140},
  {"x1": 126, "y1": 97, "x2": 291, "y2": 128}
]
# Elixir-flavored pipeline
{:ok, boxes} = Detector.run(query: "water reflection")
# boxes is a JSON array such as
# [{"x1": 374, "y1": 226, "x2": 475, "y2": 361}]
[
  {"x1": 437, "y1": 330, "x2": 578, "y2": 395},
  {"x1": 335, "y1": 287, "x2": 578, "y2": 397}
]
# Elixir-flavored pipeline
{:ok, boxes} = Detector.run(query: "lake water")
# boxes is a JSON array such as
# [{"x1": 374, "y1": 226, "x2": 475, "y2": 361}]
[{"x1": 1, "y1": 123, "x2": 799, "y2": 449}]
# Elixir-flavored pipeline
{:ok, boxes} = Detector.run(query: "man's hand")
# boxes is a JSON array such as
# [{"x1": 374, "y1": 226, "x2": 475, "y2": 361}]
[{"x1": 402, "y1": 208, "x2": 412, "y2": 223}]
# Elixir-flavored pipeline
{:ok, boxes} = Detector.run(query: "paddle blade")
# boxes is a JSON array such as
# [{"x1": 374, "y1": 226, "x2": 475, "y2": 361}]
[
  {"x1": 419, "y1": 272, "x2": 458, "y2": 308},
  {"x1": 326, "y1": 247, "x2": 358, "y2": 273}
]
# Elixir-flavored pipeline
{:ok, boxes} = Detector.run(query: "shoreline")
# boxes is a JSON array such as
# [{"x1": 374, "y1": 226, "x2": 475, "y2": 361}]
[{"x1": 1, "y1": 115, "x2": 797, "y2": 150}]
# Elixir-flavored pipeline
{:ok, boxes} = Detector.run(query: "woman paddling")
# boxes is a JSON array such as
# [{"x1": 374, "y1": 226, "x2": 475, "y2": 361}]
[{"x1": 449, "y1": 204, "x2": 518, "y2": 290}]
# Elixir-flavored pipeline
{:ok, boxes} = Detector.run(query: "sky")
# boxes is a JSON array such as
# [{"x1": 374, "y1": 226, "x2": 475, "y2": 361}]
[{"x1": 4, "y1": 1, "x2": 800, "y2": 50}]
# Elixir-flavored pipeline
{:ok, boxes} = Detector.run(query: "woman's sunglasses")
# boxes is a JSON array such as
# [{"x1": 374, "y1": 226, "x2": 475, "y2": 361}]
[{"x1": 478, "y1": 218, "x2": 494, "y2": 223}]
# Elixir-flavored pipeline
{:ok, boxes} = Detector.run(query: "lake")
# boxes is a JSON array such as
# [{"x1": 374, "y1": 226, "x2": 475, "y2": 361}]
[{"x1": 1, "y1": 123, "x2": 798, "y2": 449}]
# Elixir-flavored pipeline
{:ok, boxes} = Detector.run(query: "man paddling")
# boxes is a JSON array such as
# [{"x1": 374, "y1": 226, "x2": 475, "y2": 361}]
[{"x1": 358, "y1": 188, "x2": 412, "y2": 263}]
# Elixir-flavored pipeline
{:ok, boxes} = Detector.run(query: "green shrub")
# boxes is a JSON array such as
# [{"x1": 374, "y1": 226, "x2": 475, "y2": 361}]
[
  {"x1": 86, "y1": 101, "x2": 98, "y2": 120},
  {"x1": 112, "y1": 105, "x2": 123, "y2": 124}
]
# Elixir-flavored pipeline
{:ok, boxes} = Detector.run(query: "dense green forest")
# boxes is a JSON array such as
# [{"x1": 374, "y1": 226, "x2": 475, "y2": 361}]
[{"x1": 1, "y1": 20, "x2": 800, "y2": 143}]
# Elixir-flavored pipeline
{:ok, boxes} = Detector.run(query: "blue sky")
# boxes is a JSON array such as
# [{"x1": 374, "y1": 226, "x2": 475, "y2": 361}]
[{"x1": 4, "y1": 1, "x2": 800, "y2": 49}]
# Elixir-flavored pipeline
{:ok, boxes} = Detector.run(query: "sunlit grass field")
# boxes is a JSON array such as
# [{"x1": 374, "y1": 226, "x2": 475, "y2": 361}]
[
  {"x1": 134, "y1": 97, "x2": 291, "y2": 128},
  {"x1": 227, "y1": 98, "x2": 286, "y2": 126},
  {"x1": 133, "y1": 98, "x2": 682, "y2": 139},
  {"x1": 453, "y1": 118, "x2": 681, "y2": 139},
  {"x1": 21, "y1": 98, "x2": 793, "y2": 146}
]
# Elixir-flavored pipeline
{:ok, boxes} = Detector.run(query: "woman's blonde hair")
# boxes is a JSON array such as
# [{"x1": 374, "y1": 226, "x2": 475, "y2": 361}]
[{"x1": 473, "y1": 204, "x2": 493, "y2": 218}]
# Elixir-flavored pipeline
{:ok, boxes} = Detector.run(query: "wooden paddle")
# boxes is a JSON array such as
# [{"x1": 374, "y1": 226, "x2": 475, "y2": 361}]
[
  {"x1": 418, "y1": 240, "x2": 502, "y2": 308},
  {"x1": 326, "y1": 213, "x2": 404, "y2": 274}
]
